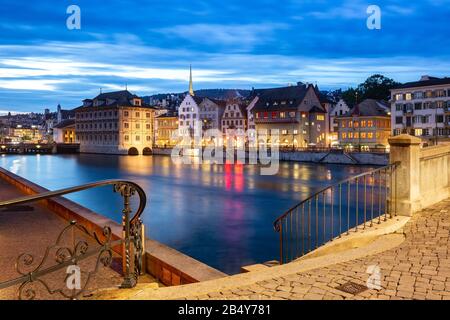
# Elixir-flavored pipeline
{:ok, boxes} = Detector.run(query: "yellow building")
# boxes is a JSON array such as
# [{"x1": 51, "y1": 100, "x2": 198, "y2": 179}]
[
  {"x1": 7, "y1": 125, "x2": 42, "y2": 143},
  {"x1": 155, "y1": 112, "x2": 179, "y2": 147},
  {"x1": 337, "y1": 99, "x2": 391, "y2": 151},
  {"x1": 75, "y1": 90, "x2": 156, "y2": 155},
  {"x1": 53, "y1": 119, "x2": 76, "y2": 143}
]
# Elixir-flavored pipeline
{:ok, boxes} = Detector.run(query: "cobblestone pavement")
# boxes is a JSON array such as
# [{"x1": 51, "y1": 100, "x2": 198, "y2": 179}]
[
  {"x1": 190, "y1": 199, "x2": 450, "y2": 300},
  {"x1": 0, "y1": 178, "x2": 124, "y2": 300}
]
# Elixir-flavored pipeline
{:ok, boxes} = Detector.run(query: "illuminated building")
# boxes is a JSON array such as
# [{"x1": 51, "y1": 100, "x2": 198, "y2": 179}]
[
  {"x1": 337, "y1": 99, "x2": 391, "y2": 150},
  {"x1": 75, "y1": 90, "x2": 156, "y2": 155}
]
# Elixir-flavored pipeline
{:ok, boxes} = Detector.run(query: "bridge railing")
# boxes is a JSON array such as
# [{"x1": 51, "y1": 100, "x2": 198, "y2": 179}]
[
  {"x1": 0, "y1": 180, "x2": 146, "y2": 300},
  {"x1": 273, "y1": 163, "x2": 399, "y2": 264}
]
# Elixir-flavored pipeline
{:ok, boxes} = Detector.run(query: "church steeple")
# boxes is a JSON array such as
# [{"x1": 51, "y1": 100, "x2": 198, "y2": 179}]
[{"x1": 189, "y1": 65, "x2": 194, "y2": 96}]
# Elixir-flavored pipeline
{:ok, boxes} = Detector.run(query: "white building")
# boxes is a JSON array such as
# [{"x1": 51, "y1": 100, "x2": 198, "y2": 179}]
[
  {"x1": 178, "y1": 67, "x2": 226, "y2": 146},
  {"x1": 390, "y1": 75, "x2": 450, "y2": 141},
  {"x1": 178, "y1": 94, "x2": 203, "y2": 137},
  {"x1": 329, "y1": 98, "x2": 351, "y2": 139}
]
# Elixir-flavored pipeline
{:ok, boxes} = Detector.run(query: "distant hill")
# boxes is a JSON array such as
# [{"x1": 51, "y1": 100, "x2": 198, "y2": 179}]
[
  {"x1": 143, "y1": 89, "x2": 251, "y2": 102},
  {"x1": 194, "y1": 89, "x2": 251, "y2": 99}
]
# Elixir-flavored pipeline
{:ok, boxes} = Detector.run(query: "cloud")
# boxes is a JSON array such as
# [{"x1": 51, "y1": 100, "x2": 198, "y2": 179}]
[
  {"x1": 0, "y1": 79, "x2": 68, "y2": 91},
  {"x1": 307, "y1": 0, "x2": 417, "y2": 19},
  {"x1": 153, "y1": 23, "x2": 288, "y2": 50}
]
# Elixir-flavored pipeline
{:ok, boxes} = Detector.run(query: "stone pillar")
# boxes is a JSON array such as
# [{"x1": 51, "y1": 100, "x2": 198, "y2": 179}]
[{"x1": 388, "y1": 134, "x2": 422, "y2": 216}]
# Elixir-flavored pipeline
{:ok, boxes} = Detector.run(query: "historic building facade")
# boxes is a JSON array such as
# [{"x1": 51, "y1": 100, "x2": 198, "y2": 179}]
[
  {"x1": 155, "y1": 111, "x2": 179, "y2": 147},
  {"x1": 337, "y1": 99, "x2": 391, "y2": 150},
  {"x1": 329, "y1": 98, "x2": 351, "y2": 145},
  {"x1": 221, "y1": 100, "x2": 248, "y2": 147},
  {"x1": 390, "y1": 76, "x2": 450, "y2": 142},
  {"x1": 199, "y1": 98, "x2": 226, "y2": 131},
  {"x1": 53, "y1": 119, "x2": 76, "y2": 143},
  {"x1": 178, "y1": 67, "x2": 227, "y2": 146},
  {"x1": 249, "y1": 83, "x2": 328, "y2": 148},
  {"x1": 75, "y1": 90, "x2": 156, "y2": 155}
]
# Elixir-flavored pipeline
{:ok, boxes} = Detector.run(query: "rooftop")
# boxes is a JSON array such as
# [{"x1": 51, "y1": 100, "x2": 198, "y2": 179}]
[
  {"x1": 393, "y1": 76, "x2": 450, "y2": 90},
  {"x1": 77, "y1": 90, "x2": 156, "y2": 110},
  {"x1": 252, "y1": 83, "x2": 326, "y2": 113},
  {"x1": 343, "y1": 99, "x2": 390, "y2": 117}
]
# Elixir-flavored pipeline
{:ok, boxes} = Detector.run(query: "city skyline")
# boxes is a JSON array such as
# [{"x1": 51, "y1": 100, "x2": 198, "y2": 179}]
[{"x1": 1, "y1": 0, "x2": 450, "y2": 112}]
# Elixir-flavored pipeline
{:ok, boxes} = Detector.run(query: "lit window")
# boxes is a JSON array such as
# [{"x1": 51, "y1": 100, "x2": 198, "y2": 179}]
[{"x1": 316, "y1": 115, "x2": 325, "y2": 121}]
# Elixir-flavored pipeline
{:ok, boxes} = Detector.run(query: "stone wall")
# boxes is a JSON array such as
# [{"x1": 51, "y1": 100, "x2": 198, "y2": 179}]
[
  {"x1": 280, "y1": 151, "x2": 388, "y2": 165},
  {"x1": 419, "y1": 144, "x2": 450, "y2": 209},
  {"x1": 153, "y1": 147, "x2": 389, "y2": 165},
  {"x1": 389, "y1": 134, "x2": 450, "y2": 216}
]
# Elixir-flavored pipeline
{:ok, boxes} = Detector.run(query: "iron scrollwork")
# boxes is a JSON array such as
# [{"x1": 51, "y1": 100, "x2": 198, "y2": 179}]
[
  {"x1": 13, "y1": 221, "x2": 116, "y2": 300},
  {"x1": 0, "y1": 179, "x2": 147, "y2": 300}
]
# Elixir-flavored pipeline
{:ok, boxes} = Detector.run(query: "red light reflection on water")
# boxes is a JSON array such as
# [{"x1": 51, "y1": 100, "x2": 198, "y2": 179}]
[{"x1": 224, "y1": 161, "x2": 244, "y2": 192}]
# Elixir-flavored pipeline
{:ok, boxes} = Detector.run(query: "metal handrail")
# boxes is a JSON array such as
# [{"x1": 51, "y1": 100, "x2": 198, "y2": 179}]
[
  {"x1": 273, "y1": 162, "x2": 400, "y2": 264},
  {"x1": 0, "y1": 179, "x2": 147, "y2": 299},
  {"x1": 0, "y1": 179, "x2": 146, "y2": 224},
  {"x1": 274, "y1": 164, "x2": 399, "y2": 226}
]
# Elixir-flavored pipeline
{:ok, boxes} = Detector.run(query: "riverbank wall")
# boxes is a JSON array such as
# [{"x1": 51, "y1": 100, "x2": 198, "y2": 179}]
[
  {"x1": 0, "y1": 167, "x2": 226, "y2": 286},
  {"x1": 153, "y1": 148, "x2": 389, "y2": 166}
]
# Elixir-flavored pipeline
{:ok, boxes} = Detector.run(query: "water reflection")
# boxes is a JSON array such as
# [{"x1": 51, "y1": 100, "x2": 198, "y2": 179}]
[{"x1": 0, "y1": 154, "x2": 376, "y2": 274}]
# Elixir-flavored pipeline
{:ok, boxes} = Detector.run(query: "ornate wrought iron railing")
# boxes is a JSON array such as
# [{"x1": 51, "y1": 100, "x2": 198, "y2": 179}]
[
  {"x1": 0, "y1": 180, "x2": 146, "y2": 300},
  {"x1": 273, "y1": 163, "x2": 399, "y2": 265}
]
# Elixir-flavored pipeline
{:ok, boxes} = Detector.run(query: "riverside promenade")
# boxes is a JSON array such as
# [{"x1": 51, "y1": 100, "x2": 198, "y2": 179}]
[
  {"x1": 191, "y1": 198, "x2": 450, "y2": 300},
  {"x1": 95, "y1": 198, "x2": 449, "y2": 300},
  {"x1": 0, "y1": 178, "x2": 125, "y2": 299}
]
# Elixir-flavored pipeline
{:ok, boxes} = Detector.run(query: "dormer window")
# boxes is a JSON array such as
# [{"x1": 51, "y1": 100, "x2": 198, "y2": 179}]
[{"x1": 133, "y1": 98, "x2": 142, "y2": 106}]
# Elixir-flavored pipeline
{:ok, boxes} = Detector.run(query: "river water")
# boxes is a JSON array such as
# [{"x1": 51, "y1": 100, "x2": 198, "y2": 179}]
[{"x1": 0, "y1": 154, "x2": 375, "y2": 274}]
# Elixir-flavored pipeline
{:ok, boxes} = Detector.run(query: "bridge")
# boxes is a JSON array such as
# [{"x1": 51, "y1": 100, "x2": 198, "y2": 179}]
[{"x1": 0, "y1": 143, "x2": 80, "y2": 154}]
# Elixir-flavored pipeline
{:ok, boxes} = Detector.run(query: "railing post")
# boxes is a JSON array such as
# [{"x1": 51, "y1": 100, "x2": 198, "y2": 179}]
[
  {"x1": 116, "y1": 183, "x2": 137, "y2": 288},
  {"x1": 388, "y1": 134, "x2": 422, "y2": 216}
]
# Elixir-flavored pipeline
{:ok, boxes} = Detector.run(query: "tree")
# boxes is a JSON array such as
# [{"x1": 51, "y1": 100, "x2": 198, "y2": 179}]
[
  {"x1": 341, "y1": 74, "x2": 400, "y2": 106},
  {"x1": 357, "y1": 74, "x2": 400, "y2": 101},
  {"x1": 341, "y1": 87, "x2": 362, "y2": 106}
]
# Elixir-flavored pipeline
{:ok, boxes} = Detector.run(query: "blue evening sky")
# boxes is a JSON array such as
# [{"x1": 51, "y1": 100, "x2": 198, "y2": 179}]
[{"x1": 0, "y1": 0, "x2": 449, "y2": 113}]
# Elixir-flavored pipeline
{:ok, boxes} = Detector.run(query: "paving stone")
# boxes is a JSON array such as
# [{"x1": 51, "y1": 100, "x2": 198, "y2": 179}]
[{"x1": 187, "y1": 199, "x2": 450, "y2": 301}]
